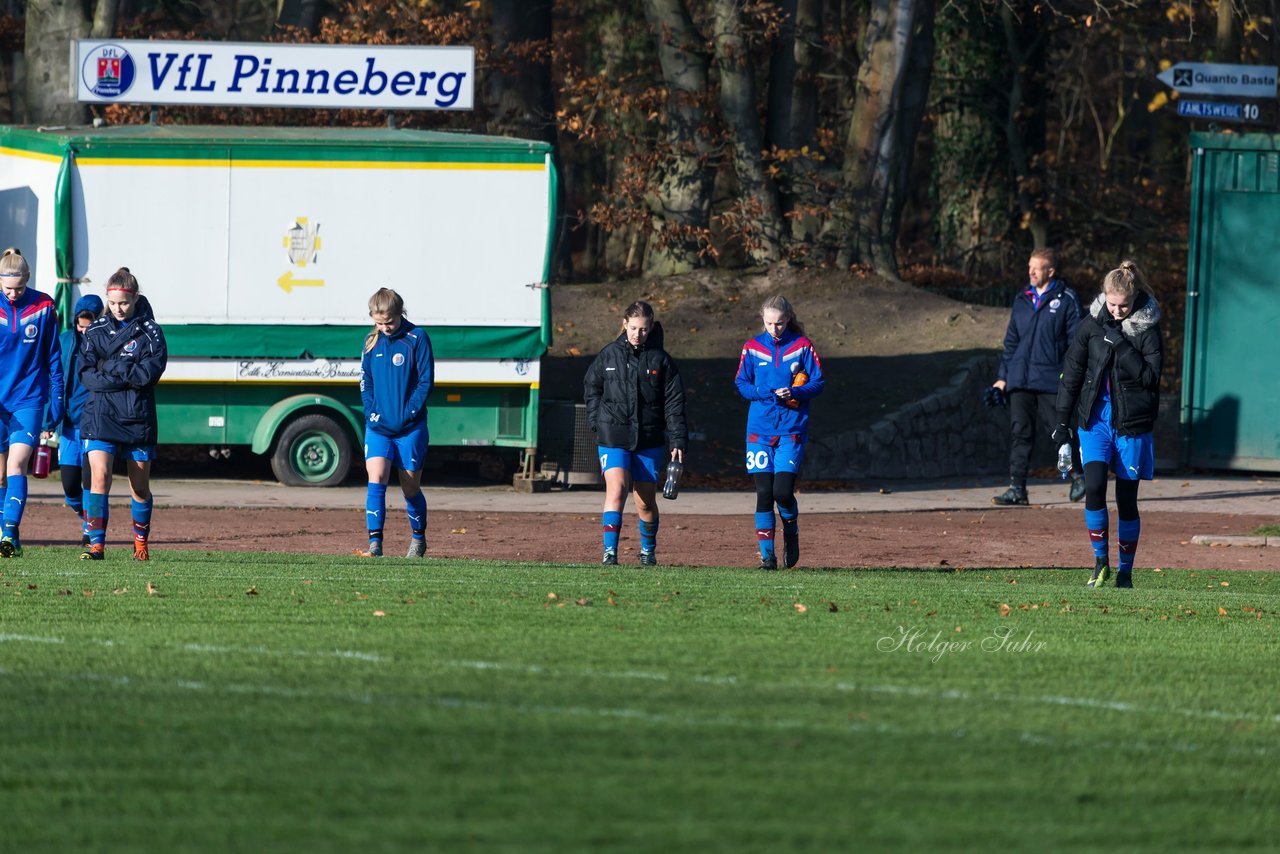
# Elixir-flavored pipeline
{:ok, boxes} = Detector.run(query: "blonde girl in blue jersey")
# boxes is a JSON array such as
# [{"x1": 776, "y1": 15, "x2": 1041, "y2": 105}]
[
  {"x1": 0, "y1": 248, "x2": 64, "y2": 558},
  {"x1": 360, "y1": 288, "x2": 434, "y2": 558},
  {"x1": 734, "y1": 295, "x2": 824, "y2": 570}
]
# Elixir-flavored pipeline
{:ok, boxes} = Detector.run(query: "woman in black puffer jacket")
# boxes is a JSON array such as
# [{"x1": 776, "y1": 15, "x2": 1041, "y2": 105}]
[
  {"x1": 583, "y1": 300, "x2": 687, "y2": 567},
  {"x1": 1053, "y1": 261, "x2": 1162, "y2": 590}
]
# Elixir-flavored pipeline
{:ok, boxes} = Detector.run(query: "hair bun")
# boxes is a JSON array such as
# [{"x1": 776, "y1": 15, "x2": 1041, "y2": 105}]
[
  {"x1": 2, "y1": 247, "x2": 19, "y2": 257},
  {"x1": 117, "y1": 266, "x2": 130, "y2": 274}
]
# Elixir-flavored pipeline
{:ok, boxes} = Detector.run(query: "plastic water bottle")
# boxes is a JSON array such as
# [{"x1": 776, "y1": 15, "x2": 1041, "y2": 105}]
[
  {"x1": 662, "y1": 459, "x2": 683, "y2": 500},
  {"x1": 32, "y1": 438, "x2": 52, "y2": 479},
  {"x1": 1056, "y1": 443, "x2": 1072, "y2": 481}
]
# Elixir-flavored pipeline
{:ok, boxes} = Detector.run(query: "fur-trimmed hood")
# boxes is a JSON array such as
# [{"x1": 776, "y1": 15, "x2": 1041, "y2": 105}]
[{"x1": 1089, "y1": 291, "x2": 1161, "y2": 336}]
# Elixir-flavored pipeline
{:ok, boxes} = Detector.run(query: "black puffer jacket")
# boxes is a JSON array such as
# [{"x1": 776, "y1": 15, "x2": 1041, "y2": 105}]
[
  {"x1": 1056, "y1": 291, "x2": 1162, "y2": 436},
  {"x1": 583, "y1": 322, "x2": 687, "y2": 452},
  {"x1": 79, "y1": 295, "x2": 168, "y2": 445}
]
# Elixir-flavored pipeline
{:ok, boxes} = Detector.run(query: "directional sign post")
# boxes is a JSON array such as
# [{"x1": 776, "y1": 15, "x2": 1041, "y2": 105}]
[
  {"x1": 1175, "y1": 100, "x2": 1271, "y2": 125},
  {"x1": 1158, "y1": 62, "x2": 1278, "y2": 98}
]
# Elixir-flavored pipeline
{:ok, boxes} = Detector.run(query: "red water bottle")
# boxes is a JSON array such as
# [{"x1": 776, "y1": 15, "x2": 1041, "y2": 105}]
[{"x1": 32, "y1": 438, "x2": 52, "y2": 479}]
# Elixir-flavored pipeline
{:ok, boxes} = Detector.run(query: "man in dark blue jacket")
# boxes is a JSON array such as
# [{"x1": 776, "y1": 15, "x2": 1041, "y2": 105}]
[{"x1": 991, "y1": 248, "x2": 1085, "y2": 505}]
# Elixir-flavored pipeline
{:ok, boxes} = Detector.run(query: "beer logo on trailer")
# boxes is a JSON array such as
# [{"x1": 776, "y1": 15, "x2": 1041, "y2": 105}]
[
  {"x1": 82, "y1": 44, "x2": 136, "y2": 98},
  {"x1": 284, "y1": 217, "x2": 321, "y2": 267}
]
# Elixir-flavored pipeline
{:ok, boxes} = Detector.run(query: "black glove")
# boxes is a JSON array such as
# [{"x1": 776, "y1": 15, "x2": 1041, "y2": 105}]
[
  {"x1": 983, "y1": 386, "x2": 1007, "y2": 408},
  {"x1": 1051, "y1": 423, "x2": 1073, "y2": 445}
]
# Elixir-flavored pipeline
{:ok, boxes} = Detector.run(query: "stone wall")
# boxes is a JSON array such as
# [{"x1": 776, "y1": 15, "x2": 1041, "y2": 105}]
[{"x1": 805, "y1": 354, "x2": 1012, "y2": 479}]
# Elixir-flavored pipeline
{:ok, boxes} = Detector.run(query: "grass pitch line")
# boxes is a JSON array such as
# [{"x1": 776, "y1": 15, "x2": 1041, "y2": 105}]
[
  {"x1": 0, "y1": 633, "x2": 65, "y2": 644},
  {"x1": 180, "y1": 642, "x2": 384, "y2": 662}
]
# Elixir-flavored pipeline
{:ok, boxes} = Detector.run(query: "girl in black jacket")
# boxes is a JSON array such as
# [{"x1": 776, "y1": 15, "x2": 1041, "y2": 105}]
[
  {"x1": 583, "y1": 301, "x2": 686, "y2": 566},
  {"x1": 79, "y1": 268, "x2": 168, "y2": 561},
  {"x1": 1053, "y1": 261, "x2": 1162, "y2": 589}
]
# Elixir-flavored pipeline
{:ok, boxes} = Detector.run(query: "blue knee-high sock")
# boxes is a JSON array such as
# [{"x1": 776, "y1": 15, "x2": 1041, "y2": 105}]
[
  {"x1": 405, "y1": 491, "x2": 427, "y2": 540},
  {"x1": 755, "y1": 511, "x2": 776, "y2": 560},
  {"x1": 638, "y1": 519, "x2": 658, "y2": 552},
  {"x1": 65, "y1": 494, "x2": 84, "y2": 518},
  {"x1": 1085, "y1": 507, "x2": 1109, "y2": 561},
  {"x1": 777, "y1": 498, "x2": 798, "y2": 534},
  {"x1": 2, "y1": 474, "x2": 27, "y2": 539},
  {"x1": 602, "y1": 510, "x2": 622, "y2": 553},
  {"x1": 1117, "y1": 517, "x2": 1140, "y2": 573},
  {"x1": 366, "y1": 483, "x2": 387, "y2": 542},
  {"x1": 130, "y1": 497, "x2": 153, "y2": 544},
  {"x1": 86, "y1": 492, "x2": 108, "y2": 547}
]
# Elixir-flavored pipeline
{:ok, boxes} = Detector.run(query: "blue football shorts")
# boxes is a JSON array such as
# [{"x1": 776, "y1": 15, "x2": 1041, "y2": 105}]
[
  {"x1": 83, "y1": 439, "x2": 156, "y2": 462},
  {"x1": 745, "y1": 436, "x2": 805, "y2": 475},
  {"x1": 1, "y1": 406, "x2": 43, "y2": 450},
  {"x1": 364, "y1": 424, "x2": 429, "y2": 472},
  {"x1": 58, "y1": 426, "x2": 83, "y2": 467},
  {"x1": 597, "y1": 445, "x2": 663, "y2": 483},
  {"x1": 1079, "y1": 398, "x2": 1154, "y2": 481}
]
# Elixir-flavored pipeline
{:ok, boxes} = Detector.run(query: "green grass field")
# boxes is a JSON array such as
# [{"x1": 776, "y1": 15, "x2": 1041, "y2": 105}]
[{"x1": 2, "y1": 550, "x2": 1278, "y2": 851}]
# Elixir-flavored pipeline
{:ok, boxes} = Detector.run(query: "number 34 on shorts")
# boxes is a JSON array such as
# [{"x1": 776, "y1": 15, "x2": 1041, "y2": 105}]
[{"x1": 744, "y1": 440, "x2": 804, "y2": 475}]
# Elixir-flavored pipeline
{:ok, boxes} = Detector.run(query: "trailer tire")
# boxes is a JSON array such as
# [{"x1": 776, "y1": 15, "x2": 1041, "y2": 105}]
[{"x1": 271, "y1": 414, "x2": 352, "y2": 487}]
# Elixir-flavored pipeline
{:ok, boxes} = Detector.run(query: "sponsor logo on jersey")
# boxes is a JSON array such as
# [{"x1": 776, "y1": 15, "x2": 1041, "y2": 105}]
[
  {"x1": 392, "y1": 353, "x2": 405, "y2": 367},
  {"x1": 23, "y1": 324, "x2": 37, "y2": 339},
  {"x1": 123, "y1": 339, "x2": 138, "y2": 354}
]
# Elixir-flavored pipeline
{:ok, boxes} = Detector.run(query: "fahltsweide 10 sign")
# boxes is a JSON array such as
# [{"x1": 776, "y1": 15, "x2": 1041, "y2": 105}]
[{"x1": 73, "y1": 40, "x2": 474, "y2": 110}]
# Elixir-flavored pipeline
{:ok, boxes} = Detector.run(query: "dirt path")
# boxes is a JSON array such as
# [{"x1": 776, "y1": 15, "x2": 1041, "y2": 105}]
[{"x1": 11, "y1": 504, "x2": 1275, "y2": 572}]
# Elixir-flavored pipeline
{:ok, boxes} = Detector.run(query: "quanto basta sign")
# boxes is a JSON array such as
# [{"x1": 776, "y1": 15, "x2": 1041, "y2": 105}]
[{"x1": 74, "y1": 40, "x2": 473, "y2": 110}]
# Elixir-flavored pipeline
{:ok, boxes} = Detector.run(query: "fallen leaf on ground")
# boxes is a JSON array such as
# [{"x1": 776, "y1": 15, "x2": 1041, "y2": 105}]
[
  {"x1": 451, "y1": 528, "x2": 468, "y2": 534},
  {"x1": 575, "y1": 598, "x2": 592, "y2": 607},
  {"x1": 373, "y1": 610, "x2": 386, "y2": 617},
  {"x1": 82, "y1": 590, "x2": 94, "y2": 597},
  {"x1": 547, "y1": 592, "x2": 558, "y2": 600},
  {"x1": 794, "y1": 603, "x2": 808, "y2": 613},
  {"x1": 112, "y1": 587, "x2": 127, "y2": 595},
  {"x1": 999, "y1": 603, "x2": 1011, "y2": 617},
  {"x1": 1218, "y1": 607, "x2": 1228, "y2": 616},
  {"x1": 246, "y1": 586, "x2": 259, "y2": 596},
  {"x1": 146, "y1": 582, "x2": 158, "y2": 596}
]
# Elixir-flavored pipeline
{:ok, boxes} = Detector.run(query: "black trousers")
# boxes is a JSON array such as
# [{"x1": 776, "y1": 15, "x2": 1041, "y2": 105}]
[{"x1": 1008, "y1": 389, "x2": 1080, "y2": 486}]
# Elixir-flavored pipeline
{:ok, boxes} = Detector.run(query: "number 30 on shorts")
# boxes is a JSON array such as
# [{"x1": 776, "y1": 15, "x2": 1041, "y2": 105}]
[
  {"x1": 745, "y1": 449, "x2": 770, "y2": 472},
  {"x1": 744, "y1": 442, "x2": 804, "y2": 475}
]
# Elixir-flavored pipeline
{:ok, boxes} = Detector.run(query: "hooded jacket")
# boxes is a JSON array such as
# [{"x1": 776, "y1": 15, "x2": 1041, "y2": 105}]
[
  {"x1": 360, "y1": 318, "x2": 434, "y2": 438},
  {"x1": 47, "y1": 294, "x2": 103, "y2": 433},
  {"x1": 0, "y1": 285, "x2": 63, "y2": 423},
  {"x1": 583, "y1": 322, "x2": 687, "y2": 452},
  {"x1": 1056, "y1": 291, "x2": 1163, "y2": 436},
  {"x1": 997, "y1": 278, "x2": 1083, "y2": 393},
  {"x1": 79, "y1": 295, "x2": 168, "y2": 445},
  {"x1": 734, "y1": 329, "x2": 825, "y2": 440}
]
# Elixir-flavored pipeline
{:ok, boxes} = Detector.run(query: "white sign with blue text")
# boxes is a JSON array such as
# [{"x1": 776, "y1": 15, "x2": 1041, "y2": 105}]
[{"x1": 73, "y1": 40, "x2": 474, "y2": 110}]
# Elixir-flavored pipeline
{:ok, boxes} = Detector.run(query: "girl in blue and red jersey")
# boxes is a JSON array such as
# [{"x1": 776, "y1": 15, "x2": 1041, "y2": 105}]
[
  {"x1": 360, "y1": 288, "x2": 434, "y2": 558},
  {"x1": 0, "y1": 248, "x2": 64, "y2": 558},
  {"x1": 79, "y1": 268, "x2": 168, "y2": 561},
  {"x1": 43, "y1": 295, "x2": 103, "y2": 545},
  {"x1": 734, "y1": 295, "x2": 824, "y2": 570}
]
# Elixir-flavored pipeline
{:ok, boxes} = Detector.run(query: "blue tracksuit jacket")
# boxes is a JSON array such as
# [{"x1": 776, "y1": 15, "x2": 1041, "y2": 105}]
[
  {"x1": 734, "y1": 329, "x2": 825, "y2": 439},
  {"x1": 998, "y1": 279, "x2": 1083, "y2": 393},
  {"x1": 360, "y1": 319, "x2": 434, "y2": 437},
  {"x1": 0, "y1": 287, "x2": 64, "y2": 423}
]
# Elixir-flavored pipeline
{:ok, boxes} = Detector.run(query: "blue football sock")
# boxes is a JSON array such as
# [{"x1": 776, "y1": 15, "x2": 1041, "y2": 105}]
[
  {"x1": 1117, "y1": 517, "x2": 1140, "y2": 573},
  {"x1": 602, "y1": 510, "x2": 622, "y2": 553},
  {"x1": 405, "y1": 491, "x2": 427, "y2": 540},
  {"x1": 65, "y1": 494, "x2": 84, "y2": 518},
  {"x1": 1085, "y1": 507, "x2": 1109, "y2": 561},
  {"x1": 86, "y1": 492, "x2": 108, "y2": 547},
  {"x1": 755, "y1": 510, "x2": 776, "y2": 560},
  {"x1": 366, "y1": 482, "x2": 387, "y2": 541},
  {"x1": 131, "y1": 497, "x2": 154, "y2": 544},
  {"x1": 3, "y1": 474, "x2": 27, "y2": 537},
  {"x1": 638, "y1": 519, "x2": 658, "y2": 552}
]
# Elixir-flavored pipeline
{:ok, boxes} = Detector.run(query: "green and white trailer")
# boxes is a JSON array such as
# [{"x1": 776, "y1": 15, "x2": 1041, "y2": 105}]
[{"x1": 0, "y1": 124, "x2": 555, "y2": 485}]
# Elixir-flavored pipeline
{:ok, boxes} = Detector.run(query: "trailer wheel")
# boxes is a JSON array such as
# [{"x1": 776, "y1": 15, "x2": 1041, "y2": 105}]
[{"x1": 271, "y1": 414, "x2": 352, "y2": 487}]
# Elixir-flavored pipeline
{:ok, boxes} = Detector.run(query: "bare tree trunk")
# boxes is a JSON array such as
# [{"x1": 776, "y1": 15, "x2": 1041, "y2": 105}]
[
  {"x1": 641, "y1": 0, "x2": 715, "y2": 276},
  {"x1": 91, "y1": 0, "x2": 119, "y2": 38},
  {"x1": 24, "y1": 0, "x2": 91, "y2": 125},
  {"x1": 488, "y1": 0, "x2": 555, "y2": 143},
  {"x1": 766, "y1": 0, "x2": 823, "y2": 248},
  {"x1": 1217, "y1": 0, "x2": 1240, "y2": 63},
  {"x1": 276, "y1": 0, "x2": 327, "y2": 33},
  {"x1": 1000, "y1": 3, "x2": 1049, "y2": 250},
  {"x1": 836, "y1": 0, "x2": 935, "y2": 279},
  {"x1": 713, "y1": 0, "x2": 782, "y2": 266}
]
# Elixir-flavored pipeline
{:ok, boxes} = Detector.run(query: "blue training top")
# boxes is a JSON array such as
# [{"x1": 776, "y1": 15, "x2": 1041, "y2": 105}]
[
  {"x1": 734, "y1": 329, "x2": 824, "y2": 440},
  {"x1": 360, "y1": 318, "x2": 434, "y2": 438},
  {"x1": 0, "y1": 287, "x2": 64, "y2": 422}
]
